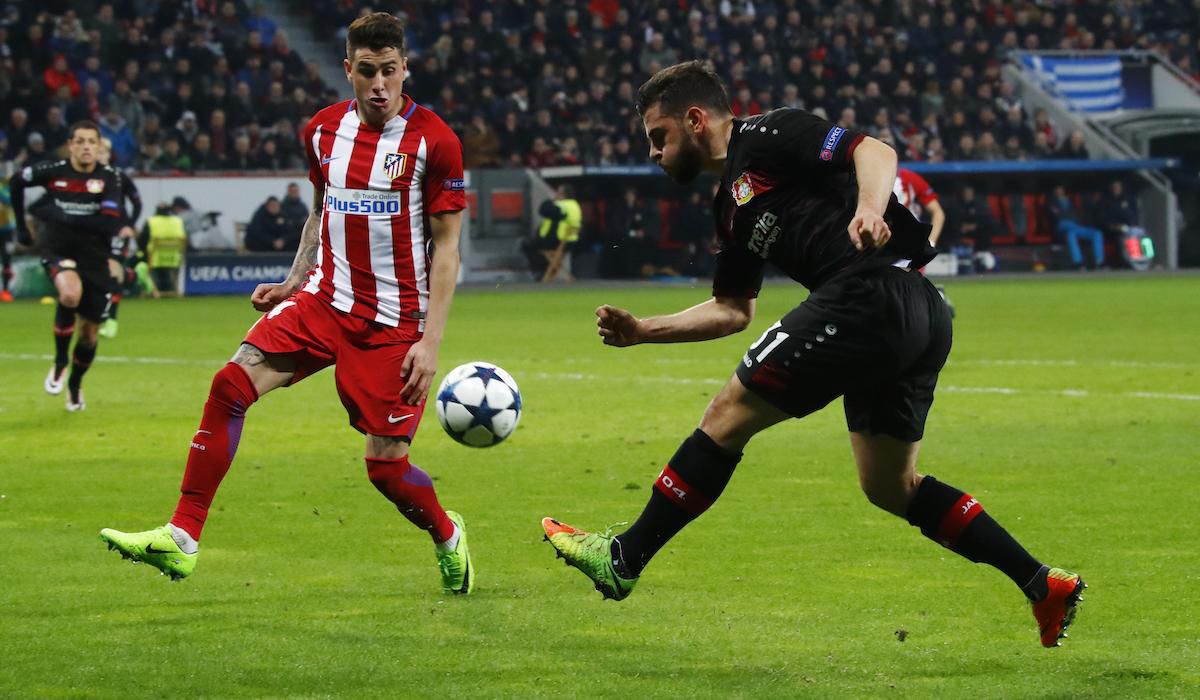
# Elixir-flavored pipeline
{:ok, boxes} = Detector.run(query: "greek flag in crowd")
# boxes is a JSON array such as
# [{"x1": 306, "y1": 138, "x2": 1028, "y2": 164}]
[{"x1": 1023, "y1": 55, "x2": 1125, "y2": 112}]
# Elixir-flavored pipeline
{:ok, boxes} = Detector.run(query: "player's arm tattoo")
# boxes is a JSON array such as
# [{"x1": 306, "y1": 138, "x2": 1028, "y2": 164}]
[
  {"x1": 284, "y1": 188, "x2": 324, "y2": 290},
  {"x1": 232, "y1": 343, "x2": 268, "y2": 368}
]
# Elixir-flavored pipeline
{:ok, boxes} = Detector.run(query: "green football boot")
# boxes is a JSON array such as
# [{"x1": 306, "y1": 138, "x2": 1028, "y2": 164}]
[
  {"x1": 100, "y1": 525, "x2": 197, "y2": 580},
  {"x1": 98, "y1": 318, "x2": 118, "y2": 339},
  {"x1": 542, "y1": 517, "x2": 638, "y2": 600},
  {"x1": 437, "y1": 511, "x2": 474, "y2": 595},
  {"x1": 134, "y1": 261, "x2": 155, "y2": 294}
]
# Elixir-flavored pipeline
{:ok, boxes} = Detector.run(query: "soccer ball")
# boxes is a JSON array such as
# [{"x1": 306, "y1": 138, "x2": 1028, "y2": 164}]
[{"x1": 435, "y1": 362, "x2": 522, "y2": 447}]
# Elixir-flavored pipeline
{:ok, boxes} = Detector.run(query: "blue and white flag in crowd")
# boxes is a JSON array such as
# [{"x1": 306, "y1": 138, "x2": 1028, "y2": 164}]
[{"x1": 1023, "y1": 55, "x2": 1125, "y2": 113}]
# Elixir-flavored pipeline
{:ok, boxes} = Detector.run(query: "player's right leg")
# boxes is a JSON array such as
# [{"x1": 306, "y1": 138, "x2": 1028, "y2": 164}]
[
  {"x1": 544, "y1": 375, "x2": 789, "y2": 600},
  {"x1": 44, "y1": 263, "x2": 82, "y2": 395},
  {"x1": 100, "y1": 343, "x2": 296, "y2": 578}
]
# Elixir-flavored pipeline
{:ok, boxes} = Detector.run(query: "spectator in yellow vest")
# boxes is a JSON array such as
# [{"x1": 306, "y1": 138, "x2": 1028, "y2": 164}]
[
  {"x1": 141, "y1": 203, "x2": 187, "y2": 296},
  {"x1": 523, "y1": 184, "x2": 582, "y2": 281}
]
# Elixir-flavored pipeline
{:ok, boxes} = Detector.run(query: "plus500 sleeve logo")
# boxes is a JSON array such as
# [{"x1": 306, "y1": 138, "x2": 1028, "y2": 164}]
[
  {"x1": 325, "y1": 193, "x2": 402, "y2": 214},
  {"x1": 819, "y1": 126, "x2": 846, "y2": 161}
]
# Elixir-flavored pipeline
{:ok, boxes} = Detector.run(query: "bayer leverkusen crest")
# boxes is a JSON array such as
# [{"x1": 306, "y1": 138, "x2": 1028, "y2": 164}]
[
  {"x1": 731, "y1": 172, "x2": 755, "y2": 206},
  {"x1": 383, "y1": 152, "x2": 408, "y2": 180}
]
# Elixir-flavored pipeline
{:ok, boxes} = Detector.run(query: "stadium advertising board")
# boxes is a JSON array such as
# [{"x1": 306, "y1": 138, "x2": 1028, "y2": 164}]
[{"x1": 183, "y1": 253, "x2": 294, "y2": 295}]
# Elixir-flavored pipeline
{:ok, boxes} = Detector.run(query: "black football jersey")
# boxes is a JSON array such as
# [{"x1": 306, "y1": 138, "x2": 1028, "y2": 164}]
[
  {"x1": 11, "y1": 159, "x2": 125, "y2": 268},
  {"x1": 711, "y1": 109, "x2": 935, "y2": 297}
]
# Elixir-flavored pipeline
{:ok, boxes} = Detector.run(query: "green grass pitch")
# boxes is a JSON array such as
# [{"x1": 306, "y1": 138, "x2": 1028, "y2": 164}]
[{"x1": 1, "y1": 274, "x2": 1198, "y2": 698}]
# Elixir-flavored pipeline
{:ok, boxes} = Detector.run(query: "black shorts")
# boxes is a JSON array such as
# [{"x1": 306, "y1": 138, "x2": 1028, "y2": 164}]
[
  {"x1": 41, "y1": 255, "x2": 113, "y2": 323},
  {"x1": 735, "y1": 265, "x2": 953, "y2": 442}
]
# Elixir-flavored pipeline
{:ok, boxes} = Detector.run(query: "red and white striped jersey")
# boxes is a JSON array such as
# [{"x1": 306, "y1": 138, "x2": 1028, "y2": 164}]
[
  {"x1": 893, "y1": 168, "x2": 938, "y2": 219},
  {"x1": 300, "y1": 97, "x2": 465, "y2": 332}
]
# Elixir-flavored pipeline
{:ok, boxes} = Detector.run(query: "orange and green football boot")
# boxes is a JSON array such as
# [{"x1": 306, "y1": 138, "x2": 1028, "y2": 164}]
[
  {"x1": 542, "y1": 517, "x2": 638, "y2": 601},
  {"x1": 1032, "y1": 567, "x2": 1086, "y2": 647}
]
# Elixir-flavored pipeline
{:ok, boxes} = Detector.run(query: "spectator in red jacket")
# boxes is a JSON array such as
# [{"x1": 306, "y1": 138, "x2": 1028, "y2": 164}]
[{"x1": 43, "y1": 54, "x2": 81, "y2": 99}]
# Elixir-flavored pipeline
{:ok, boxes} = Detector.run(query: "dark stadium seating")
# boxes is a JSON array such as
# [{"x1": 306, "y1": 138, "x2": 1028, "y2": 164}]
[{"x1": 4, "y1": 1, "x2": 1197, "y2": 175}]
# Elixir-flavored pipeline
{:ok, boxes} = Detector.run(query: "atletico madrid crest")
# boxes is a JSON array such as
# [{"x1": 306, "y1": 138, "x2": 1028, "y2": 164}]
[{"x1": 383, "y1": 152, "x2": 408, "y2": 180}]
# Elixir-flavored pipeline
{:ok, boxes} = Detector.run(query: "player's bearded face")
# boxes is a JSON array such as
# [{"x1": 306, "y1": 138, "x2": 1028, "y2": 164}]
[
  {"x1": 643, "y1": 106, "x2": 705, "y2": 184},
  {"x1": 662, "y1": 127, "x2": 706, "y2": 184},
  {"x1": 345, "y1": 47, "x2": 407, "y2": 125}
]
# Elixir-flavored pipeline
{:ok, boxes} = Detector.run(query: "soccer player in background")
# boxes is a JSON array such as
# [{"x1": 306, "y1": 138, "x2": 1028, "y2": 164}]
[
  {"x1": 543, "y1": 61, "x2": 1084, "y2": 647},
  {"x1": 10, "y1": 122, "x2": 127, "y2": 411},
  {"x1": 1, "y1": 177, "x2": 14, "y2": 302},
  {"x1": 101, "y1": 13, "x2": 475, "y2": 595},
  {"x1": 895, "y1": 167, "x2": 945, "y2": 246},
  {"x1": 895, "y1": 166, "x2": 954, "y2": 315},
  {"x1": 97, "y1": 136, "x2": 144, "y2": 339}
]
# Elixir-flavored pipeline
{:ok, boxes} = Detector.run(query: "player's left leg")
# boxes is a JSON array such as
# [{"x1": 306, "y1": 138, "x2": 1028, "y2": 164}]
[
  {"x1": 365, "y1": 435, "x2": 471, "y2": 594},
  {"x1": 850, "y1": 432, "x2": 1085, "y2": 647},
  {"x1": 62, "y1": 275, "x2": 115, "y2": 411},
  {"x1": 99, "y1": 258, "x2": 124, "y2": 339},
  {"x1": 65, "y1": 317, "x2": 99, "y2": 411},
  {"x1": 336, "y1": 324, "x2": 471, "y2": 594},
  {"x1": 846, "y1": 270, "x2": 1083, "y2": 646}
]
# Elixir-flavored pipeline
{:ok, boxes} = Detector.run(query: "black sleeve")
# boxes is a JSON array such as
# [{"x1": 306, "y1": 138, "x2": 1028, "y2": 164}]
[
  {"x1": 9, "y1": 171, "x2": 28, "y2": 240},
  {"x1": 711, "y1": 245, "x2": 765, "y2": 299},
  {"x1": 123, "y1": 172, "x2": 143, "y2": 223},
  {"x1": 538, "y1": 199, "x2": 564, "y2": 220},
  {"x1": 758, "y1": 109, "x2": 867, "y2": 172},
  {"x1": 8, "y1": 162, "x2": 56, "y2": 239}
]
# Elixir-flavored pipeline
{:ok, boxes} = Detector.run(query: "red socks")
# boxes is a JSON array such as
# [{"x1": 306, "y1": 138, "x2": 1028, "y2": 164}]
[
  {"x1": 169, "y1": 362, "x2": 453, "y2": 545},
  {"x1": 171, "y1": 362, "x2": 259, "y2": 540},
  {"x1": 366, "y1": 456, "x2": 455, "y2": 543}
]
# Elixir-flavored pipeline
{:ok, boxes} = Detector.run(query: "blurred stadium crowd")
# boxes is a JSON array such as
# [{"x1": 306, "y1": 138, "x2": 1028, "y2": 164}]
[{"x1": 2, "y1": 0, "x2": 1197, "y2": 174}]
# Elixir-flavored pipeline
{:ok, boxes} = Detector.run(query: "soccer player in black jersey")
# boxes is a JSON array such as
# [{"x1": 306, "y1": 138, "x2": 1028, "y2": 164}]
[
  {"x1": 11, "y1": 121, "x2": 126, "y2": 411},
  {"x1": 543, "y1": 62, "x2": 1084, "y2": 648},
  {"x1": 97, "y1": 136, "x2": 143, "y2": 339}
]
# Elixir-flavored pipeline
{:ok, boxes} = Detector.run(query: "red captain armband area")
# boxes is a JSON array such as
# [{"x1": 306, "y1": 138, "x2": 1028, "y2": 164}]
[
  {"x1": 844, "y1": 133, "x2": 866, "y2": 162},
  {"x1": 936, "y1": 493, "x2": 984, "y2": 548}
]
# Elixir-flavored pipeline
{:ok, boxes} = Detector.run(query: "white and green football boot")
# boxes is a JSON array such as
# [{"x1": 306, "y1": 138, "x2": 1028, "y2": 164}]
[
  {"x1": 437, "y1": 511, "x2": 474, "y2": 595},
  {"x1": 100, "y1": 525, "x2": 197, "y2": 580},
  {"x1": 542, "y1": 517, "x2": 638, "y2": 600},
  {"x1": 98, "y1": 318, "x2": 118, "y2": 339}
]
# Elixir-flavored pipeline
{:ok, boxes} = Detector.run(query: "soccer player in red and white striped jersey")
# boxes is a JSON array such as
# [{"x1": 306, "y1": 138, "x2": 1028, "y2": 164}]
[
  {"x1": 100, "y1": 13, "x2": 476, "y2": 594},
  {"x1": 894, "y1": 168, "x2": 945, "y2": 247}
]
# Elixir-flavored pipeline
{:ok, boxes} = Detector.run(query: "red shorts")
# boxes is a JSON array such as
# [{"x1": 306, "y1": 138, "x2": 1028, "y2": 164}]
[{"x1": 243, "y1": 292, "x2": 425, "y2": 439}]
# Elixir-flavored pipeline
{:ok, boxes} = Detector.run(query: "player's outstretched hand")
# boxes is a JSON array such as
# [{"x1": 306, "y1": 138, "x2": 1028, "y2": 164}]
[
  {"x1": 848, "y1": 209, "x2": 892, "y2": 251},
  {"x1": 596, "y1": 304, "x2": 641, "y2": 347},
  {"x1": 251, "y1": 282, "x2": 293, "y2": 312},
  {"x1": 399, "y1": 339, "x2": 437, "y2": 404}
]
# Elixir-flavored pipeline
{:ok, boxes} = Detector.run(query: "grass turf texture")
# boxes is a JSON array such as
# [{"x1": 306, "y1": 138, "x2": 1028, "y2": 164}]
[{"x1": 1, "y1": 274, "x2": 1198, "y2": 699}]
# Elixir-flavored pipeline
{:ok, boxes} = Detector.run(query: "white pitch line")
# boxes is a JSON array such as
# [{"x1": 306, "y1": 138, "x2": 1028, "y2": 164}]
[
  {"x1": 953, "y1": 358, "x2": 1199, "y2": 370},
  {"x1": 3, "y1": 353, "x2": 1199, "y2": 402},
  {"x1": 650, "y1": 357, "x2": 1200, "y2": 370},
  {"x1": 0, "y1": 352, "x2": 215, "y2": 367}
]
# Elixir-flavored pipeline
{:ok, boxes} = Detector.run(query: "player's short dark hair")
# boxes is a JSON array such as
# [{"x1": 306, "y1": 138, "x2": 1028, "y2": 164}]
[
  {"x1": 68, "y1": 120, "x2": 101, "y2": 140},
  {"x1": 346, "y1": 12, "x2": 406, "y2": 59},
  {"x1": 636, "y1": 60, "x2": 732, "y2": 118}
]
